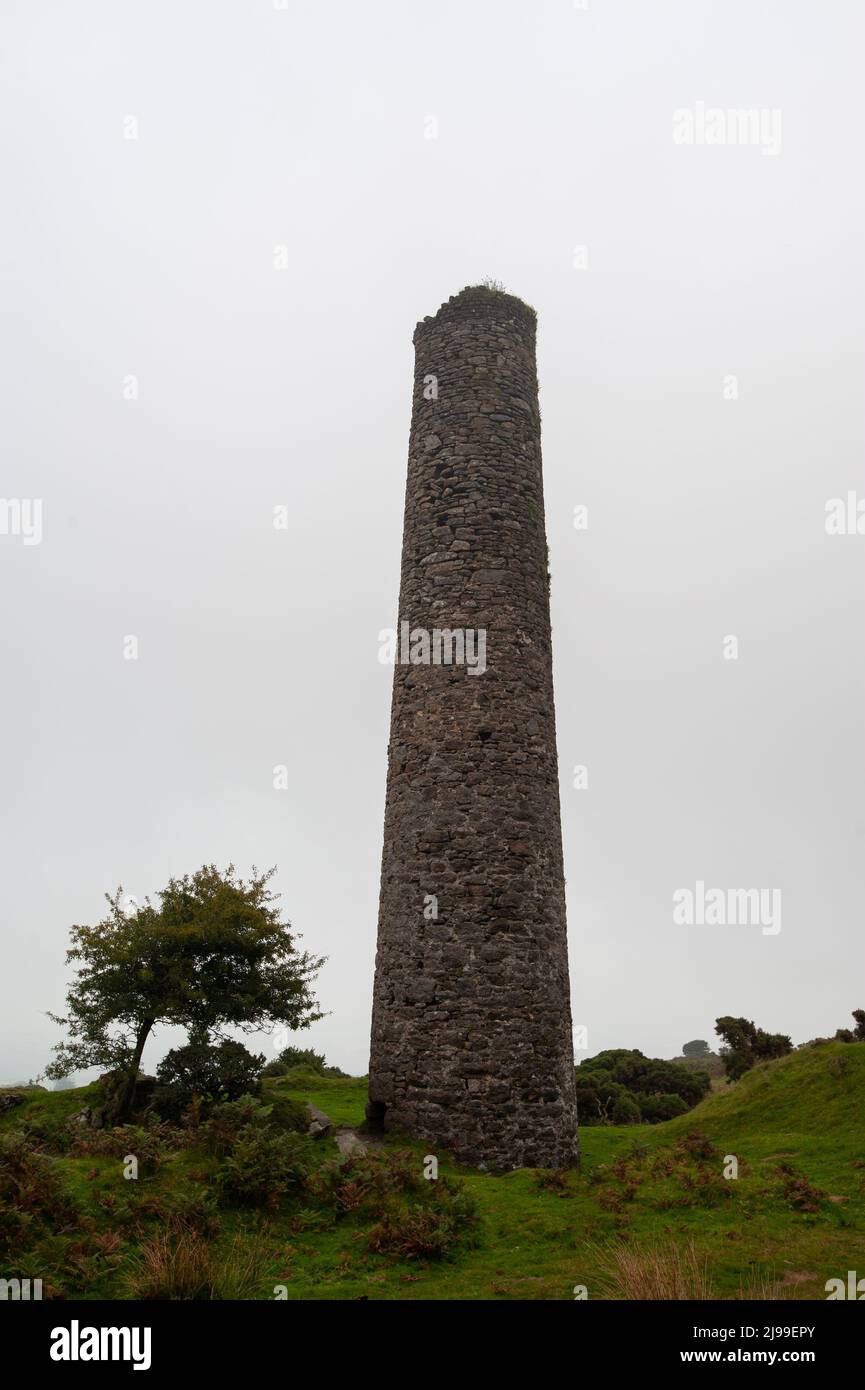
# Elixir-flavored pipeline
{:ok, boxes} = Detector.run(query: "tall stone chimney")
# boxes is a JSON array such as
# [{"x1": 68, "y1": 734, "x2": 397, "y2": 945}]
[{"x1": 368, "y1": 285, "x2": 578, "y2": 1171}]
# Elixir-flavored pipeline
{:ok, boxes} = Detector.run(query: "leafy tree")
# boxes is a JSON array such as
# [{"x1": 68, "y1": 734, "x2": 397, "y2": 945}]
[
  {"x1": 46, "y1": 865, "x2": 323, "y2": 1121},
  {"x1": 715, "y1": 1016, "x2": 792, "y2": 1081},
  {"x1": 682, "y1": 1039, "x2": 711, "y2": 1058}
]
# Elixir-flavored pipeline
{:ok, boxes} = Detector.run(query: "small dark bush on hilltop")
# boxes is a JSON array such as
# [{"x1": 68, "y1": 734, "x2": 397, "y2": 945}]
[
  {"x1": 715, "y1": 1017, "x2": 792, "y2": 1081},
  {"x1": 575, "y1": 1050, "x2": 711, "y2": 1125},
  {"x1": 830, "y1": 1008, "x2": 865, "y2": 1045},
  {"x1": 262, "y1": 1046, "x2": 348, "y2": 1079}
]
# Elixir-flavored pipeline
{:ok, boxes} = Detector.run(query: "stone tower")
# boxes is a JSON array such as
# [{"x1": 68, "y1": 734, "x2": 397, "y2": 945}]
[{"x1": 368, "y1": 285, "x2": 577, "y2": 1171}]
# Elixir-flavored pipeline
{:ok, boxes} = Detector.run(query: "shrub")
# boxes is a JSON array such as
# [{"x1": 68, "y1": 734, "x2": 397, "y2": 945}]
[
  {"x1": 153, "y1": 1040, "x2": 265, "y2": 1120},
  {"x1": 216, "y1": 1128, "x2": 310, "y2": 1208},
  {"x1": 309, "y1": 1149, "x2": 479, "y2": 1259},
  {"x1": 312, "y1": 1148, "x2": 422, "y2": 1213},
  {"x1": 263, "y1": 1094, "x2": 309, "y2": 1133},
  {"x1": 264, "y1": 1046, "x2": 348, "y2": 1078},
  {"x1": 611, "y1": 1095, "x2": 641, "y2": 1125},
  {"x1": 0, "y1": 1132, "x2": 80, "y2": 1255},
  {"x1": 366, "y1": 1187, "x2": 479, "y2": 1260},
  {"x1": 773, "y1": 1162, "x2": 825, "y2": 1214},
  {"x1": 675, "y1": 1130, "x2": 718, "y2": 1163},
  {"x1": 261, "y1": 1059, "x2": 290, "y2": 1077},
  {"x1": 201, "y1": 1094, "x2": 303, "y2": 1155},
  {"x1": 576, "y1": 1050, "x2": 710, "y2": 1124},
  {"x1": 139, "y1": 1189, "x2": 222, "y2": 1240},
  {"x1": 834, "y1": 1009, "x2": 865, "y2": 1044},
  {"x1": 70, "y1": 1121, "x2": 178, "y2": 1170},
  {"x1": 639, "y1": 1093, "x2": 689, "y2": 1123},
  {"x1": 533, "y1": 1168, "x2": 574, "y2": 1195}
]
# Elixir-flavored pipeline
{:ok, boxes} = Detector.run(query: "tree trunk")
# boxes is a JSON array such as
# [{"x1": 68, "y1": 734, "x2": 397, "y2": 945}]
[{"x1": 112, "y1": 1020, "x2": 153, "y2": 1124}]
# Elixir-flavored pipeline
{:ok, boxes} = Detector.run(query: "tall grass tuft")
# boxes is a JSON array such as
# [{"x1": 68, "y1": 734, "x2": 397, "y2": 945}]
[
  {"x1": 589, "y1": 1238, "x2": 714, "y2": 1300},
  {"x1": 125, "y1": 1232, "x2": 266, "y2": 1300}
]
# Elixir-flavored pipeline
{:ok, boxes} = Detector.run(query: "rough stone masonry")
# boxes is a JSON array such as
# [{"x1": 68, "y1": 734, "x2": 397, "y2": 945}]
[{"x1": 367, "y1": 285, "x2": 578, "y2": 1171}]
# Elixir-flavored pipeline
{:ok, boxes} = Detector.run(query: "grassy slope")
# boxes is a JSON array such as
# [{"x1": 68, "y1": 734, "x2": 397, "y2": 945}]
[
  {"x1": 272, "y1": 1044, "x2": 864, "y2": 1300},
  {"x1": 2, "y1": 1043, "x2": 863, "y2": 1300}
]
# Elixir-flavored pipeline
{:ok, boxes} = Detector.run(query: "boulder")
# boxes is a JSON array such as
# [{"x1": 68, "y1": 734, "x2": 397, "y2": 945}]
[{"x1": 305, "y1": 1103, "x2": 332, "y2": 1140}]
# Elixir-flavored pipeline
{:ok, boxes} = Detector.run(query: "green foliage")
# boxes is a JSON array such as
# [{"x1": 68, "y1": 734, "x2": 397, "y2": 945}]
[
  {"x1": 834, "y1": 1008, "x2": 865, "y2": 1044},
  {"x1": 263, "y1": 1047, "x2": 348, "y2": 1078},
  {"x1": 367, "y1": 1187, "x2": 479, "y2": 1260},
  {"x1": 216, "y1": 1128, "x2": 310, "y2": 1208},
  {"x1": 308, "y1": 1148, "x2": 479, "y2": 1260},
  {"x1": 0, "y1": 1131, "x2": 80, "y2": 1257},
  {"x1": 153, "y1": 1039, "x2": 265, "y2": 1119},
  {"x1": 576, "y1": 1049, "x2": 711, "y2": 1124},
  {"x1": 201, "y1": 1095, "x2": 273, "y2": 1154},
  {"x1": 715, "y1": 1016, "x2": 793, "y2": 1081},
  {"x1": 265, "y1": 1093, "x2": 309, "y2": 1134},
  {"x1": 610, "y1": 1094, "x2": 641, "y2": 1125},
  {"x1": 46, "y1": 865, "x2": 323, "y2": 1122},
  {"x1": 638, "y1": 1092, "x2": 689, "y2": 1123},
  {"x1": 682, "y1": 1039, "x2": 711, "y2": 1057},
  {"x1": 1, "y1": 1044, "x2": 863, "y2": 1300},
  {"x1": 70, "y1": 1120, "x2": 178, "y2": 1171}
]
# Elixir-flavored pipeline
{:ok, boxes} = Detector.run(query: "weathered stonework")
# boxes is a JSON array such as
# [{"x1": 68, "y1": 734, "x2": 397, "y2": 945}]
[{"x1": 368, "y1": 286, "x2": 578, "y2": 1171}]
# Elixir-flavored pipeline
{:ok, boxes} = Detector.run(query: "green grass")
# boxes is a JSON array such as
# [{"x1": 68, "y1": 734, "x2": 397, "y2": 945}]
[{"x1": 2, "y1": 1044, "x2": 863, "y2": 1300}]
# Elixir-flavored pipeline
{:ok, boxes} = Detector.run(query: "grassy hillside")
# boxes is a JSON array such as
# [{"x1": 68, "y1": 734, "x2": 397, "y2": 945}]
[{"x1": 1, "y1": 1043, "x2": 862, "y2": 1300}]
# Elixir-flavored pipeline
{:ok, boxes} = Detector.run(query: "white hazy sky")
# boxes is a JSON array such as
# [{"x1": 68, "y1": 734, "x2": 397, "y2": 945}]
[{"x1": 1, "y1": 0, "x2": 863, "y2": 1084}]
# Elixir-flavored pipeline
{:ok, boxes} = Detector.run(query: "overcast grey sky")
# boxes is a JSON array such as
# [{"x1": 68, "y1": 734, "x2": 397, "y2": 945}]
[{"x1": 2, "y1": 0, "x2": 863, "y2": 1083}]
